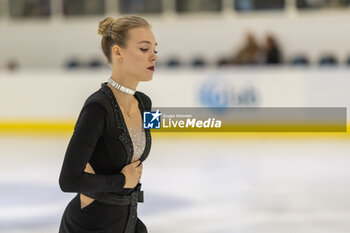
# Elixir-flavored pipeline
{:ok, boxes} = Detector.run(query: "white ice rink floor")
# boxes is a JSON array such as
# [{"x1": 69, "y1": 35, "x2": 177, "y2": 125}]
[{"x1": 0, "y1": 135, "x2": 349, "y2": 233}]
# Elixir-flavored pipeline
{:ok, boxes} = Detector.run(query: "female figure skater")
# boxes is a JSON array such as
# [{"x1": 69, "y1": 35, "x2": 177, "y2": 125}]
[{"x1": 58, "y1": 15, "x2": 158, "y2": 233}]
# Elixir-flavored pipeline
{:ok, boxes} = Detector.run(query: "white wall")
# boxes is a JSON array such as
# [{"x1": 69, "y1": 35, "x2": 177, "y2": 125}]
[{"x1": 1, "y1": 11, "x2": 350, "y2": 68}]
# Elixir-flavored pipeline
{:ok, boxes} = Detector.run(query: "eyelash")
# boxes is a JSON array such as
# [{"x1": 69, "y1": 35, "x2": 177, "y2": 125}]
[{"x1": 140, "y1": 48, "x2": 158, "y2": 54}]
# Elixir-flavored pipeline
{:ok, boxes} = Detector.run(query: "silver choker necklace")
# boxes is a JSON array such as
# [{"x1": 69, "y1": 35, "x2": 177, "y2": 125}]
[{"x1": 108, "y1": 77, "x2": 136, "y2": 95}]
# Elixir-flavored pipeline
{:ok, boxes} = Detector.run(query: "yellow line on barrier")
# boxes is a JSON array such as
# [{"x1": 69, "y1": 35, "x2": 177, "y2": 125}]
[
  {"x1": 0, "y1": 120, "x2": 349, "y2": 139},
  {"x1": 0, "y1": 120, "x2": 74, "y2": 137}
]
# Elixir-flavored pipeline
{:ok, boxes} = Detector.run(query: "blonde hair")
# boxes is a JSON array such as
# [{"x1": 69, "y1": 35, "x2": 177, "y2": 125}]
[{"x1": 97, "y1": 15, "x2": 151, "y2": 64}]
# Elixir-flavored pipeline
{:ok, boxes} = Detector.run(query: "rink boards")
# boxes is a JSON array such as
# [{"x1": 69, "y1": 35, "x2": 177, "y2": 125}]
[{"x1": 0, "y1": 67, "x2": 349, "y2": 137}]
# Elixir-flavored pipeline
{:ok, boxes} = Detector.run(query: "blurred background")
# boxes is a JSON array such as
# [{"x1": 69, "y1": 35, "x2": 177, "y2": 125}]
[{"x1": 1, "y1": 0, "x2": 350, "y2": 233}]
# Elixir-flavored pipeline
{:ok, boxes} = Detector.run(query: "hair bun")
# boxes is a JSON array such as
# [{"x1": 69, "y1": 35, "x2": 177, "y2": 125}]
[{"x1": 98, "y1": 17, "x2": 115, "y2": 37}]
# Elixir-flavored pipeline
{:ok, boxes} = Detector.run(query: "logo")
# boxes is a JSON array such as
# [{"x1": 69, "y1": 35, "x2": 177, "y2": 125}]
[
  {"x1": 143, "y1": 110, "x2": 162, "y2": 129},
  {"x1": 199, "y1": 74, "x2": 259, "y2": 107},
  {"x1": 199, "y1": 75, "x2": 229, "y2": 107}
]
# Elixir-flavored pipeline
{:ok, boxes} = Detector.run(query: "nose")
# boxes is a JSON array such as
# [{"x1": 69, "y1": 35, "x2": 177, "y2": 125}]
[{"x1": 150, "y1": 52, "x2": 158, "y2": 63}]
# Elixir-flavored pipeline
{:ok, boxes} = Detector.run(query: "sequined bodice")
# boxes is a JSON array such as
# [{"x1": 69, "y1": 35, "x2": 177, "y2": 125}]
[
  {"x1": 128, "y1": 127, "x2": 146, "y2": 162},
  {"x1": 104, "y1": 82, "x2": 149, "y2": 164}
]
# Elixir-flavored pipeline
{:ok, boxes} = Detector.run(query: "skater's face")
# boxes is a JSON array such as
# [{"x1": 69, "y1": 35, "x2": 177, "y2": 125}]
[{"x1": 111, "y1": 27, "x2": 158, "y2": 82}]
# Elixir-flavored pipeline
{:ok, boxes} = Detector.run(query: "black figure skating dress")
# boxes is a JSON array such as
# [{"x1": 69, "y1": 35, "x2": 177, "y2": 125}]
[{"x1": 58, "y1": 82, "x2": 152, "y2": 233}]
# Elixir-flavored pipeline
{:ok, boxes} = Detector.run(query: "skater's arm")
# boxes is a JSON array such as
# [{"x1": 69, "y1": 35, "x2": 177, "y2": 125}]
[{"x1": 59, "y1": 102, "x2": 125, "y2": 193}]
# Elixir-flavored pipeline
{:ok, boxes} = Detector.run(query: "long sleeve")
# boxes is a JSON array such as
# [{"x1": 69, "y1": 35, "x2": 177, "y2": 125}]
[{"x1": 59, "y1": 102, "x2": 125, "y2": 193}]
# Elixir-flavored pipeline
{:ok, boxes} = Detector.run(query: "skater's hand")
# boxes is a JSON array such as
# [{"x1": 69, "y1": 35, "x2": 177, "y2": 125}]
[{"x1": 121, "y1": 160, "x2": 143, "y2": 188}]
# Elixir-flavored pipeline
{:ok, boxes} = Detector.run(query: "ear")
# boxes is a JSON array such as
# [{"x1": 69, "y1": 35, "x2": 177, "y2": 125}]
[{"x1": 111, "y1": 45, "x2": 122, "y2": 59}]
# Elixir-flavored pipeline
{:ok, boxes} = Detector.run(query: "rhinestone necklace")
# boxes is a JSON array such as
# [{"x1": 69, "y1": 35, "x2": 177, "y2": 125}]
[
  {"x1": 108, "y1": 77, "x2": 136, "y2": 119},
  {"x1": 108, "y1": 77, "x2": 136, "y2": 95}
]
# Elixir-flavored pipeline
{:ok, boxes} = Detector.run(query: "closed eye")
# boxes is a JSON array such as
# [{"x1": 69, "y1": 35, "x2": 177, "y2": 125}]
[{"x1": 140, "y1": 48, "x2": 158, "y2": 54}]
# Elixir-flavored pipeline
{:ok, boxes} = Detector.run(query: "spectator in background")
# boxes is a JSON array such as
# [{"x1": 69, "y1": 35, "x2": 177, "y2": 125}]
[
  {"x1": 262, "y1": 34, "x2": 282, "y2": 64},
  {"x1": 230, "y1": 32, "x2": 261, "y2": 65},
  {"x1": 5, "y1": 59, "x2": 19, "y2": 71}
]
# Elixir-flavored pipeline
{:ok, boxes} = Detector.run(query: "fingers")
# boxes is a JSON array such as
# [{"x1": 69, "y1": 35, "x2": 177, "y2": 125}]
[
  {"x1": 138, "y1": 171, "x2": 142, "y2": 182},
  {"x1": 132, "y1": 160, "x2": 141, "y2": 166},
  {"x1": 137, "y1": 165, "x2": 143, "y2": 174},
  {"x1": 138, "y1": 164, "x2": 143, "y2": 174},
  {"x1": 137, "y1": 162, "x2": 142, "y2": 179},
  {"x1": 133, "y1": 160, "x2": 143, "y2": 170}
]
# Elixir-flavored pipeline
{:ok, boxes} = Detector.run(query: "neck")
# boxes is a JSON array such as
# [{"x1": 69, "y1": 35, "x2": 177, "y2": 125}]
[
  {"x1": 108, "y1": 73, "x2": 139, "y2": 111},
  {"x1": 111, "y1": 68, "x2": 139, "y2": 90}
]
